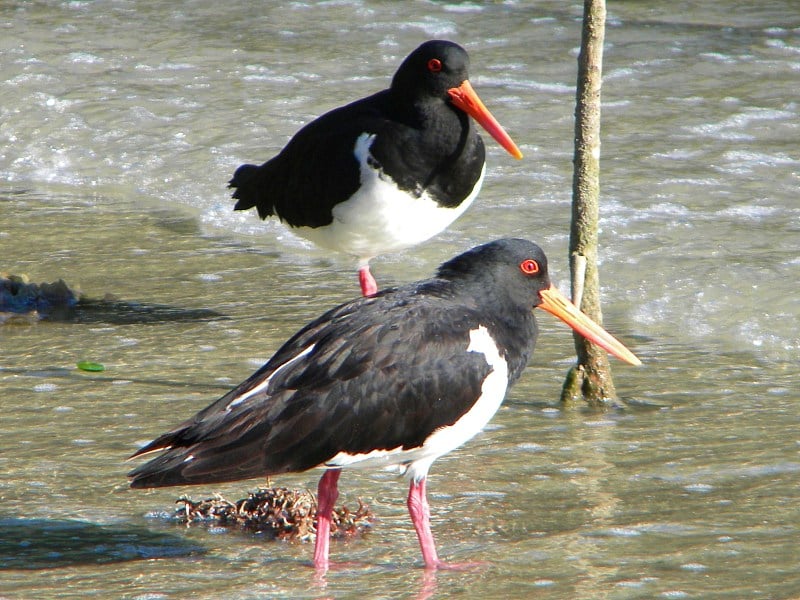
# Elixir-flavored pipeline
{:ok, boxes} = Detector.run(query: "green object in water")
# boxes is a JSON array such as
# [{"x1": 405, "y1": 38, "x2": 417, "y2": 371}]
[{"x1": 77, "y1": 361, "x2": 105, "y2": 372}]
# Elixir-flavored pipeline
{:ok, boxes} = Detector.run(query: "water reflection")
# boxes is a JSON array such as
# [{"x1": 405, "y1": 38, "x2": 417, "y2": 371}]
[{"x1": 312, "y1": 560, "x2": 443, "y2": 600}]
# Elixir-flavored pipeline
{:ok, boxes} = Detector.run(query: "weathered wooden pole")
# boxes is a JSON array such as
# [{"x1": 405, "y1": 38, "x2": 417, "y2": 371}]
[{"x1": 560, "y1": 0, "x2": 618, "y2": 406}]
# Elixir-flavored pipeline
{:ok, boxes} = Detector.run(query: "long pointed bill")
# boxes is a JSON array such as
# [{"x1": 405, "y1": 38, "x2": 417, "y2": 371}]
[
  {"x1": 538, "y1": 284, "x2": 642, "y2": 366},
  {"x1": 447, "y1": 80, "x2": 523, "y2": 159}
]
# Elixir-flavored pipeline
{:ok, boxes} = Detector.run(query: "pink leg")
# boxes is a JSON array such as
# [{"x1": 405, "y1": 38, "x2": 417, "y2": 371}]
[
  {"x1": 358, "y1": 265, "x2": 378, "y2": 297},
  {"x1": 313, "y1": 469, "x2": 341, "y2": 571},
  {"x1": 408, "y1": 477, "x2": 486, "y2": 571},
  {"x1": 407, "y1": 477, "x2": 441, "y2": 569}
]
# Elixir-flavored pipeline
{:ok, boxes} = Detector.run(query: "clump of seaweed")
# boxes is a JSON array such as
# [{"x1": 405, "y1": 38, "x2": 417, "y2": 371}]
[{"x1": 174, "y1": 487, "x2": 373, "y2": 542}]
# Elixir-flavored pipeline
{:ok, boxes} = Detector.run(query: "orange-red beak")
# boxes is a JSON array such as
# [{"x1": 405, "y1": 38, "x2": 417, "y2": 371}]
[
  {"x1": 538, "y1": 284, "x2": 641, "y2": 366},
  {"x1": 447, "y1": 80, "x2": 523, "y2": 160}
]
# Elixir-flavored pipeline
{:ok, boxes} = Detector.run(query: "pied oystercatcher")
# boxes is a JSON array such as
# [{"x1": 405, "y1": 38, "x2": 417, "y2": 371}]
[
  {"x1": 229, "y1": 40, "x2": 523, "y2": 296},
  {"x1": 129, "y1": 238, "x2": 640, "y2": 570}
]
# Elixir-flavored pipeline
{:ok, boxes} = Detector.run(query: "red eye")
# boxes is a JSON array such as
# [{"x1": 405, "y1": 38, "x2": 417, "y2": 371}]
[
  {"x1": 427, "y1": 58, "x2": 442, "y2": 73},
  {"x1": 519, "y1": 259, "x2": 540, "y2": 275}
]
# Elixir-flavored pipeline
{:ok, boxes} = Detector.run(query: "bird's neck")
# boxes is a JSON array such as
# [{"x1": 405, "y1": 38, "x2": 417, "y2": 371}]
[{"x1": 420, "y1": 278, "x2": 538, "y2": 380}]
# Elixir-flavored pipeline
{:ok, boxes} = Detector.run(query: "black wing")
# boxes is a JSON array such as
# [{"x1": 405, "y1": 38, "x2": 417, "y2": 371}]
[
  {"x1": 230, "y1": 91, "x2": 394, "y2": 228},
  {"x1": 229, "y1": 89, "x2": 485, "y2": 226},
  {"x1": 128, "y1": 289, "x2": 496, "y2": 488}
]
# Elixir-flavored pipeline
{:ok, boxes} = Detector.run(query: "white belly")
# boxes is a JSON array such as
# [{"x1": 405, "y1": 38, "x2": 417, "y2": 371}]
[{"x1": 294, "y1": 133, "x2": 485, "y2": 264}]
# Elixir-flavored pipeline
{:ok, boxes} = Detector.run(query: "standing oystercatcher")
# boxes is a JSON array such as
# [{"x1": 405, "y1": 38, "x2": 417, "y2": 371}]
[
  {"x1": 229, "y1": 40, "x2": 523, "y2": 296},
  {"x1": 129, "y1": 238, "x2": 640, "y2": 571}
]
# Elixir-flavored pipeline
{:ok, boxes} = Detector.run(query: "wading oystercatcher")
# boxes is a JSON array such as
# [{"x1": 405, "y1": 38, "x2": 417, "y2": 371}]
[
  {"x1": 129, "y1": 239, "x2": 640, "y2": 570},
  {"x1": 229, "y1": 40, "x2": 523, "y2": 296}
]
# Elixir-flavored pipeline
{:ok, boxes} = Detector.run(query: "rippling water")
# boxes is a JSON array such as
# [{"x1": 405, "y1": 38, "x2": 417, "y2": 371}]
[{"x1": 2, "y1": 1, "x2": 799, "y2": 598}]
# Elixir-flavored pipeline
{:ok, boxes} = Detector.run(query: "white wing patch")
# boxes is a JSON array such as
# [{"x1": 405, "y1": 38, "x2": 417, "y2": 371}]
[{"x1": 225, "y1": 344, "x2": 316, "y2": 411}]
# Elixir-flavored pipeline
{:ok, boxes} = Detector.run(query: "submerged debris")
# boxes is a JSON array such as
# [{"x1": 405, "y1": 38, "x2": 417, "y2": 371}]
[
  {"x1": 174, "y1": 487, "x2": 373, "y2": 542},
  {"x1": 0, "y1": 273, "x2": 79, "y2": 321}
]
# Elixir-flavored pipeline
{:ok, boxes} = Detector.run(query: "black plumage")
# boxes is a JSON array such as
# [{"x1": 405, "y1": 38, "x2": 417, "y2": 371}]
[
  {"x1": 230, "y1": 40, "x2": 489, "y2": 227},
  {"x1": 130, "y1": 239, "x2": 541, "y2": 488},
  {"x1": 227, "y1": 41, "x2": 522, "y2": 297},
  {"x1": 129, "y1": 238, "x2": 639, "y2": 569}
]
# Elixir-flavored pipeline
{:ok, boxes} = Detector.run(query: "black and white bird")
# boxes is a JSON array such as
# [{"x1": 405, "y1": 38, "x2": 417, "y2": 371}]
[
  {"x1": 129, "y1": 238, "x2": 639, "y2": 570},
  {"x1": 229, "y1": 40, "x2": 522, "y2": 296}
]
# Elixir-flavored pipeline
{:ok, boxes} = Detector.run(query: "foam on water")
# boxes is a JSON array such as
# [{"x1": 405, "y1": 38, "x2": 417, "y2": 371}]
[{"x1": 2, "y1": 2, "x2": 798, "y2": 371}]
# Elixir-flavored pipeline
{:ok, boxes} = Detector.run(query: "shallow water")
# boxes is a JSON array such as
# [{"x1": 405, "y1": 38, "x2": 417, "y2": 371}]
[{"x1": 2, "y1": 1, "x2": 799, "y2": 598}]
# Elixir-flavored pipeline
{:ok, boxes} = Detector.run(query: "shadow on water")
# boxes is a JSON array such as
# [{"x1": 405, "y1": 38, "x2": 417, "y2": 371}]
[
  {"x1": 57, "y1": 298, "x2": 226, "y2": 325},
  {"x1": 2, "y1": 271, "x2": 226, "y2": 325},
  {"x1": 1, "y1": 295, "x2": 226, "y2": 326},
  {"x1": 0, "y1": 517, "x2": 204, "y2": 570}
]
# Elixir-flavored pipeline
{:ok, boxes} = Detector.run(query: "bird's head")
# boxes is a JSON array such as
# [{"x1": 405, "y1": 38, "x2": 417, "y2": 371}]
[
  {"x1": 392, "y1": 40, "x2": 522, "y2": 159},
  {"x1": 437, "y1": 238, "x2": 641, "y2": 365}
]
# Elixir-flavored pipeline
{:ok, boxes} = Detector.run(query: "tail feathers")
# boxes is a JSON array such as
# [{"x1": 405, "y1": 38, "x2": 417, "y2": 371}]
[
  {"x1": 128, "y1": 448, "x2": 196, "y2": 488},
  {"x1": 127, "y1": 423, "x2": 303, "y2": 488},
  {"x1": 128, "y1": 444, "x2": 269, "y2": 489},
  {"x1": 229, "y1": 163, "x2": 274, "y2": 218},
  {"x1": 129, "y1": 428, "x2": 188, "y2": 460}
]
